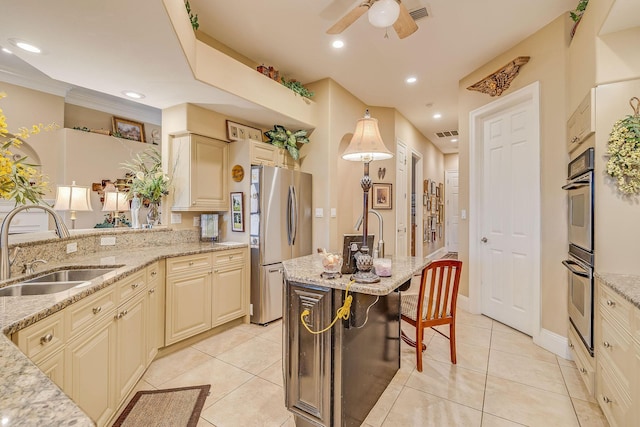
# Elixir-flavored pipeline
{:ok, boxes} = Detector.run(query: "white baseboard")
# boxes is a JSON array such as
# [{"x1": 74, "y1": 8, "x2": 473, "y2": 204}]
[
  {"x1": 534, "y1": 328, "x2": 572, "y2": 360},
  {"x1": 457, "y1": 294, "x2": 469, "y2": 313}
]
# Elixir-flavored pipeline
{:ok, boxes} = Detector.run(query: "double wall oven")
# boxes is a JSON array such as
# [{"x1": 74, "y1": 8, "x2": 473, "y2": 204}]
[{"x1": 562, "y1": 147, "x2": 594, "y2": 356}]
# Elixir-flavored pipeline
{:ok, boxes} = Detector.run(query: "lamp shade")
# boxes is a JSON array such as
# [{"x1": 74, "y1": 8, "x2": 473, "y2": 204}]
[
  {"x1": 342, "y1": 110, "x2": 394, "y2": 162},
  {"x1": 53, "y1": 181, "x2": 93, "y2": 212},
  {"x1": 102, "y1": 191, "x2": 130, "y2": 212},
  {"x1": 368, "y1": 0, "x2": 400, "y2": 28}
]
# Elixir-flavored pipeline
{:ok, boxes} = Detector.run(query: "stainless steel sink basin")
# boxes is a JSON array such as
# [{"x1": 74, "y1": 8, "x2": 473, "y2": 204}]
[
  {"x1": 0, "y1": 281, "x2": 88, "y2": 297},
  {"x1": 24, "y1": 268, "x2": 117, "y2": 283},
  {"x1": 0, "y1": 267, "x2": 120, "y2": 297}
]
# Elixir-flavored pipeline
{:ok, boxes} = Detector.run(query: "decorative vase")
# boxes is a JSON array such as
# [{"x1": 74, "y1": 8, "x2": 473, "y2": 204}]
[{"x1": 147, "y1": 202, "x2": 160, "y2": 226}]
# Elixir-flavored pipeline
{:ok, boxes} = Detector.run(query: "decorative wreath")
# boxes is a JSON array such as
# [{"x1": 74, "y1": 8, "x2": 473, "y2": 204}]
[{"x1": 606, "y1": 97, "x2": 640, "y2": 195}]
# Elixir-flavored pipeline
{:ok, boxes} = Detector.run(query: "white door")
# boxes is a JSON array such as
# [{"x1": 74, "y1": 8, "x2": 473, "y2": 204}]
[
  {"x1": 480, "y1": 99, "x2": 538, "y2": 336},
  {"x1": 445, "y1": 170, "x2": 459, "y2": 252},
  {"x1": 396, "y1": 141, "x2": 407, "y2": 257}
]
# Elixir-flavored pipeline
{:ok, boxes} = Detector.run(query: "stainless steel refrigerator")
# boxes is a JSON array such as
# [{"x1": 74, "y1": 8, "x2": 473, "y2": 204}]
[{"x1": 250, "y1": 165, "x2": 312, "y2": 325}]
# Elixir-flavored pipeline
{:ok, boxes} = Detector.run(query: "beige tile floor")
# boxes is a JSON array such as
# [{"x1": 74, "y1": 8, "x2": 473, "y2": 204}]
[{"x1": 126, "y1": 309, "x2": 609, "y2": 427}]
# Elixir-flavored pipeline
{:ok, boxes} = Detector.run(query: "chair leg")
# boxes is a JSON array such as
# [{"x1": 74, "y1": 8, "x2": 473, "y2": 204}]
[
  {"x1": 450, "y1": 321, "x2": 457, "y2": 365},
  {"x1": 416, "y1": 326, "x2": 423, "y2": 372}
]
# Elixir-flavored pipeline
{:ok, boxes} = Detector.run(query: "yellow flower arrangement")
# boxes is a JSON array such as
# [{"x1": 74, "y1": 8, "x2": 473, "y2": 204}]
[
  {"x1": 606, "y1": 97, "x2": 640, "y2": 195},
  {"x1": 0, "y1": 92, "x2": 55, "y2": 205}
]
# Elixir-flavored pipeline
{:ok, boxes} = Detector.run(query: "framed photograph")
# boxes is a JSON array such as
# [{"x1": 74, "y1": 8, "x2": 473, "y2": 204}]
[
  {"x1": 226, "y1": 120, "x2": 262, "y2": 142},
  {"x1": 430, "y1": 196, "x2": 437, "y2": 214},
  {"x1": 230, "y1": 192, "x2": 244, "y2": 232},
  {"x1": 112, "y1": 116, "x2": 145, "y2": 142},
  {"x1": 423, "y1": 179, "x2": 429, "y2": 193},
  {"x1": 431, "y1": 181, "x2": 437, "y2": 195},
  {"x1": 436, "y1": 185, "x2": 441, "y2": 198},
  {"x1": 423, "y1": 194, "x2": 428, "y2": 206},
  {"x1": 372, "y1": 183, "x2": 392, "y2": 210},
  {"x1": 439, "y1": 183, "x2": 444, "y2": 199}
]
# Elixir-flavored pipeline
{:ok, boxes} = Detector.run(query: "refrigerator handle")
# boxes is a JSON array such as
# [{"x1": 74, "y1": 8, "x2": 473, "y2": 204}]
[
  {"x1": 287, "y1": 186, "x2": 293, "y2": 245},
  {"x1": 291, "y1": 185, "x2": 298, "y2": 245}
]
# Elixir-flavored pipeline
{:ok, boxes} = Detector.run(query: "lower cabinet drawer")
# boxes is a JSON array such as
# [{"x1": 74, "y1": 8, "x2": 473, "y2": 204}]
[
  {"x1": 597, "y1": 358, "x2": 631, "y2": 427},
  {"x1": 598, "y1": 312, "x2": 633, "y2": 393},
  {"x1": 568, "y1": 325, "x2": 594, "y2": 397},
  {"x1": 212, "y1": 249, "x2": 245, "y2": 266},
  {"x1": 166, "y1": 254, "x2": 212, "y2": 275},
  {"x1": 65, "y1": 286, "x2": 117, "y2": 339},
  {"x1": 13, "y1": 311, "x2": 65, "y2": 361}
]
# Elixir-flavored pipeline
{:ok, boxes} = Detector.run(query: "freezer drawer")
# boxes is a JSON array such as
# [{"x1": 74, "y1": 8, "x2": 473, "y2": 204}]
[{"x1": 250, "y1": 262, "x2": 284, "y2": 325}]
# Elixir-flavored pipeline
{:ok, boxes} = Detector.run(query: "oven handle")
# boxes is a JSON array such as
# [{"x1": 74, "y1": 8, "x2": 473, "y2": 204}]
[
  {"x1": 562, "y1": 172, "x2": 592, "y2": 190},
  {"x1": 562, "y1": 259, "x2": 591, "y2": 278}
]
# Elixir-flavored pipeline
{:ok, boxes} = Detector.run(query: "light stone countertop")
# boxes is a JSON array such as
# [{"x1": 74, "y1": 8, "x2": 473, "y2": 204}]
[
  {"x1": 595, "y1": 272, "x2": 640, "y2": 310},
  {"x1": 282, "y1": 254, "x2": 430, "y2": 295},
  {"x1": 0, "y1": 241, "x2": 247, "y2": 427}
]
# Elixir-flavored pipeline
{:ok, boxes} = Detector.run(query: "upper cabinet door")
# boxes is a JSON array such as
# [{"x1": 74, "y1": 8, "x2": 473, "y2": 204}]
[{"x1": 171, "y1": 133, "x2": 229, "y2": 211}]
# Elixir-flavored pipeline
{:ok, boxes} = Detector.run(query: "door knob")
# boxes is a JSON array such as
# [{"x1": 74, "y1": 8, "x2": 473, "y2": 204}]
[{"x1": 481, "y1": 237, "x2": 488, "y2": 243}]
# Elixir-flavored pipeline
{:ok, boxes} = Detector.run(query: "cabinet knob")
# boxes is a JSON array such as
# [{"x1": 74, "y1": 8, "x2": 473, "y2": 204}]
[
  {"x1": 579, "y1": 367, "x2": 587, "y2": 374},
  {"x1": 606, "y1": 300, "x2": 615, "y2": 307},
  {"x1": 568, "y1": 341, "x2": 574, "y2": 349},
  {"x1": 151, "y1": 271, "x2": 157, "y2": 277},
  {"x1": 40, "y1": 333, "x2": 53, "y2": 344},
  {"x1": 602, "y1": 396, "x2": 612, "y2": 404},
  {"x1": 131, "y1": 282, "x2": 140, "y2": 289},
  {"x1": 571, "y1": 136, "x2": 579, "y2": 143},
  {"x1": 149, "y1": 288, "x2": 155, "y2": 294},
  {"x1": 93, "y1": 306, "x2": 102, "y2": 315},
  {"x1": 603, "y1": 341, "x2": 611, "y2": 349},
  {"x1": 229, "y1": 255, "x2": 233, "y2": 259},
  {"x1": 115, "y1": 313, "x2": 122, "y2": 320},
  {"x1": 192, "y1": 201, "x2": 196, "y2": 205},
  {"x1": 189, "y1": 261, "x2": 194, "y2": 266}
]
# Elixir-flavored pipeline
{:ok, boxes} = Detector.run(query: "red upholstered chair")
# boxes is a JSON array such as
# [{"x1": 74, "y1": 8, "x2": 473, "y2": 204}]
[{"x1": 400, "y1": 260, "x2": 462, "y2": 372}]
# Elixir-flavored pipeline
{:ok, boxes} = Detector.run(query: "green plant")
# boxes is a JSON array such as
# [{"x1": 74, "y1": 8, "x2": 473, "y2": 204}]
[
  {"x1": 606, "y1": 98, "x2": 640, "y2": 195},
  {"x1": 570, "y1": 0, "x2": 589, "y2": 22},
  {"x1": 121, "y1": 148, "x2": 171, "y2": 202},
  {"x1": 185, "y1": 0, "x2": 199, "y2": 30},
  {"x1": 264, "y1": 125, "x2": 310, "y2": 160},
  {"x1": 281, "y1": 78, "x2": 314, "y2": 99}
]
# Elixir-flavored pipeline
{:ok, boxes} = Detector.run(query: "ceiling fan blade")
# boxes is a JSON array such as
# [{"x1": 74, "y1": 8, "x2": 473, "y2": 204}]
[
  {"x1": 393, "y1": 1, "x2": 418, "y2": 39},
  {"x1": 326, "y1": 1, "x2": 371, "y2": 35}
]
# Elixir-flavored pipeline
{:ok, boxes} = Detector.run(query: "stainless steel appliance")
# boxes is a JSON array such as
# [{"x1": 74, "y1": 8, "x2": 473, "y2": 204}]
[
  {"x1": 562, "y1": 147, "x2": 594, "y2": 356},
  {"x1": 250, "y1": 165, "x2": 312, "y2": 324}
]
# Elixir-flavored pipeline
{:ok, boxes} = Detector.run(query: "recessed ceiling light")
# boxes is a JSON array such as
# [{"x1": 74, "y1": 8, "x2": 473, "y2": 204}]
[
  {"x1": 122, "y1": 91, "x2": 145, "y2": 99},
  {"x1": 406, "y1": 76, "x2": 417, "y2": 84},
  {"x1": 10, "y1": 39, "x2": 41, "y2": 53},
  {"x1": 451, "y1": 138, "x2": 458, "y2": 143},
  {"x1": 1, "y1": 47, "x2": 12, "y2": 54},
  {"x1": 433, "y1": 113, "x2": 442, "y2": 119},
  {"x1": 332, "y1": 40, "x2": 344, "y2": 49}
]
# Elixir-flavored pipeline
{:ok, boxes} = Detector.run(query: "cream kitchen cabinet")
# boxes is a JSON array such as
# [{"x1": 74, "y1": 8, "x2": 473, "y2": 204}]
[
  {"x1": 568, "y1": 323, "x2": 595, "y2": 397},
  {"x1": 171, "y1": 133, "x2": 229, "y2": 211},
  {"x1": 595, "y1": 278, "x2": 635, "y2": 427},
  {"x1": 212, "y1": 248, "x2": 248, "y2": 326},
  {"x1": 250, "y1": 140, "x2": 300, "y2": 170},
  {"x1": 146, "y1": 260, "x2": 165, "y2": 363},
  {"x1": 567, "y1": 88, "x2": 595, "y2": 153},
  {"x1": 165, "y1": 254, "x2": 213, "y2": 345}
]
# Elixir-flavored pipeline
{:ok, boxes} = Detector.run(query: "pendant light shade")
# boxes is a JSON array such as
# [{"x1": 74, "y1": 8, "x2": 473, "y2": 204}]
[
  {"x1": 368, "y1": 0, "x2": 400, "y2": 28},
  {"x1": 342, "y1": 110, "x2": 393, "y2": 162}
]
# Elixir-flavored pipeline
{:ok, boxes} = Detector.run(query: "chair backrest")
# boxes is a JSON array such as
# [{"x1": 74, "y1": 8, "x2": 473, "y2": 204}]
[{"x1": 417, "y1": 260, "x2": 462, "y2": 321}]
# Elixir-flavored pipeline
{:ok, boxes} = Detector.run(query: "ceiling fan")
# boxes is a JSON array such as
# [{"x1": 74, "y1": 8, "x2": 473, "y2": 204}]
[{"x1": 326, "y1": 0, "x2": 418, "y2": 39}]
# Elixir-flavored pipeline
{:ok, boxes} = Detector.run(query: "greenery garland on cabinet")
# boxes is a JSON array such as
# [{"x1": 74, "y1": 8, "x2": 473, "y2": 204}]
[
  {"x1": 264, "y1": 125, "x2": 310, "y2": 160},
  {"x1": 606, "y1": 97, "x2": 640, "y2": 195}
]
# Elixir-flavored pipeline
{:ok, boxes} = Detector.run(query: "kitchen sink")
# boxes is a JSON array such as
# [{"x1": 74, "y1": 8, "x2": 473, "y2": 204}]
[
  {"x1": 0, "y1": 267, "x2": 121, "y2": 297},
  {"x1": 24, "y1": 268, "x2": 117, "y2": 283}
]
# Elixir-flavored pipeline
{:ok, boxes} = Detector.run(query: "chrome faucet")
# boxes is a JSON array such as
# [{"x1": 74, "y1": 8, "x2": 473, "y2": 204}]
[
  {"x1": 355, "y1": 209, "x2": 384, "y2": 258},
  {"x1": 1, "y1": 205, "x2": 70, "y2": 280}
]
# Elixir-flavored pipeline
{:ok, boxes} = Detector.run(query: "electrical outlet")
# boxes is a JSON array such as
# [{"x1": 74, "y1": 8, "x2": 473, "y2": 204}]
[
  {"x1": 66, "y1": 242, "x2": 78, "y2": 254},
  {"x1": 101, "y1": 236, "x2": 116, "y2": 246},
  {"x1": 171, "y1": 213, "x2": 182, "y2": 224},
  {"x1": 193, "y1": 216, "x2": 201, "y2": 227}
]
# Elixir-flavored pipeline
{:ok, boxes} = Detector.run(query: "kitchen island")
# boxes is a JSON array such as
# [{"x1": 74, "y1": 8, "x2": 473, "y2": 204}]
[{"x1": 282, "y1": 254, "x2": 429, "y2": 427}]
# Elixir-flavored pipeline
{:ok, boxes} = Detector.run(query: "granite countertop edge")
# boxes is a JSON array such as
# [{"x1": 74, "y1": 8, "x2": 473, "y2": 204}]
[
  {"x1": 0, "y1": 241, "x2": 247, "y2": 425},
  {"x1": 595, "y1": 272, "x2": 640, "y2": 310}
]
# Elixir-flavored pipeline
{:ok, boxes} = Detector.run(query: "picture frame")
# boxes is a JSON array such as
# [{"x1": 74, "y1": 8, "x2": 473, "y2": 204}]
[
  {"x1": 439, "y1": 183, "x2": 444, "y2": 199},
  {"x1": 112, "y1": 116, "x2": 145, "y2": 142},
  {"x1": 230, "y1": 192, "x2": 244, "y2": 232},
  {"x1": 372, "y1": 183, "x2": 392, "y2": 210},
  {"x1": 431, "y1": 181, "x2": 437, "y2": 195},
  {"x1": 226, "y1": 120, "x2": 262, "y2": 142},
  {"x1": 423, "y1": 194, "x2": 428, "y2": 206}
]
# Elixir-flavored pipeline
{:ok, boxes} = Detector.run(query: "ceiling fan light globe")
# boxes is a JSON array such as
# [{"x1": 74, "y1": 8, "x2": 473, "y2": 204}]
[{"x1": 368, "y1": 0, "x2": 400, "y2": 28}]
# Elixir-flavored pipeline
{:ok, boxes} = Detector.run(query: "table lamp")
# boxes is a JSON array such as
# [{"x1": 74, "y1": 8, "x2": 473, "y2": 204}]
[
  {"x1": 102, "y1": 184, "x2": 130, "y2": 227},
  {"x1": 53, "y1": 181, "x2": 93, "y2": 229},
  {"x1": 341, "y1": 109, "x2": 393, "y2": 283}
]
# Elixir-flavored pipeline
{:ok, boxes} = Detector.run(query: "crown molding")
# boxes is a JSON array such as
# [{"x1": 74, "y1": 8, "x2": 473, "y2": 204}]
[{"x1": 0, "y1": 68, "x2": 71, "y2": 97}]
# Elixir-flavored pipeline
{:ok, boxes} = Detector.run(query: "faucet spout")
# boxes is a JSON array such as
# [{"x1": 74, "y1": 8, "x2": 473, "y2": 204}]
[
  {"x1": 1, "y1": 205, "x2": 70, "y2": 280},
  {"x1": 355, "y1": 209, "x2": 384, "y2": 258}
]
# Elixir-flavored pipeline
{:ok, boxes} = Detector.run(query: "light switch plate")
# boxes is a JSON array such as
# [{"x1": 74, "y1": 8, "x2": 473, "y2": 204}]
[
  {"x1": 461, "y1": 209, "x2": 467, "y2": 220},
  {"x1": 101, "y1": 236, "x2": 116, "y2": 246},
  {"x1": 193, "y1": 216, "x2": 201, "y2": 227},
  {"x1": 66, "y1": 242, "x2": 78, "y2": 254},
  {"x1": 330, "y1": 208, "x2": 337, "y2": 218},
  {"x1": 315, "y1": 208, "x2": 323, "y2": 218},
  {"x1": 171, "y1": 213, "x2": 182, "y2": 224}
]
